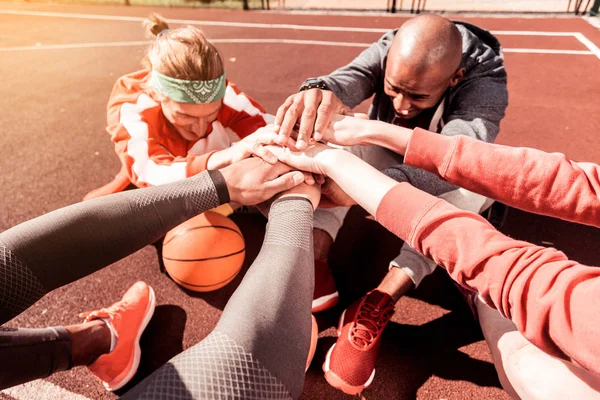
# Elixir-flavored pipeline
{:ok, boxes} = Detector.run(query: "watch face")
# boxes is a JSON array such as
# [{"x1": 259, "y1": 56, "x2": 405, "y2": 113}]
[
  {"x1": 299, "y1": 79, "x2": 326, "y2": 92},
  {"x1": 308, "y1": 79, "x2": 326, "y2": 89}
]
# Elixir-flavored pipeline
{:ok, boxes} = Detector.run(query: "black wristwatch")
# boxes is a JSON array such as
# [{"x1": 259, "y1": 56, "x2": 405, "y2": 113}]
[{"x1": 298, "y1": 78, "x2": 329, "y2": 92}]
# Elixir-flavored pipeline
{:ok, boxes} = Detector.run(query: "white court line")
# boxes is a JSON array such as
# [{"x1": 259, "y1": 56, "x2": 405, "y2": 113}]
[
  {"x1": 2, "y1": 380, "x2": 92, "y2": 400},
  {"x1": 0, "y1": 40, "x2": 151, "y2": 51},
  {"x1": 490, "y1": 30, "x2": 578, "y2": 36},
  {"x1": 0, "y1": 9, "x2": 585, "y2": 36},
  {"x1": 503, "y1": 48, "x2": 593, "y2": 55},
  {"x1": 0, "y1": 9, "x2": 388, "y2": 32},
  {"x1": 211, "y1": 38, "x2": 368, "y2": 46},
  {"x1": 0, "y1": 38, "x2": 595, "y2": 55},
  {"x1": 573, "y1": 32, "x2": 600, "y2": 59}
]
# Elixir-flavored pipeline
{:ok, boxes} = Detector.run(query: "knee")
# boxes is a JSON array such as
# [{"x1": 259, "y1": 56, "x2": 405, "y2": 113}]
[{"x1": 498, "y1": 336, "x2": 563, "y2": 400}]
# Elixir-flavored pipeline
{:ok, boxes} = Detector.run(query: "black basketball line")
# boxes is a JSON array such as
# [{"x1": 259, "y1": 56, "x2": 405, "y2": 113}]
[
  {"x1": 163, "y1": 224, "x2": 243, "y2": 247},
  {"x1": 163, "y1": 247, "x2": 245, "y2": 262},
  {"x1": 170, "y1": 264, "x2": 243, "y2": 288}
]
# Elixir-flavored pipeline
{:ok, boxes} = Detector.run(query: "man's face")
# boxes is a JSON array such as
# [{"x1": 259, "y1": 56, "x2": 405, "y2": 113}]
[
  {"x1": 384, "y1": 57, "x2": 460, "y2": 120},
  {"x1": 160, "y1": 98, "x2": 222, "y2": 141}
]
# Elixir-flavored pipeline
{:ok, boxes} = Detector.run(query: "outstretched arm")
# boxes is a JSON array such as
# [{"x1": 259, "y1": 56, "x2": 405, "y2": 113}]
[
  {"x1": 321, "y1": 115, "x2": 600, "y2": 227},
  {"x1": 0, "y1": 159, "x2": 305, "y2": 324},
  {"x1": 273, "y1": 144, "x2": 600, "y2": 376}
]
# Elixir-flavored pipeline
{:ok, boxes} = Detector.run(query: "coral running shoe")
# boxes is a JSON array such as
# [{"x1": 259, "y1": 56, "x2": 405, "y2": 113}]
[{"x1": 82, "y1": 281, "x2": 156, "y2": 391}]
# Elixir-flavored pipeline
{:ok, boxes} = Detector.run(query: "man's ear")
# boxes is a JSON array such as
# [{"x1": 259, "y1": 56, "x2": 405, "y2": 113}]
[{"x1": 450, "y1": 67, "x2": 466, "y2": 87}]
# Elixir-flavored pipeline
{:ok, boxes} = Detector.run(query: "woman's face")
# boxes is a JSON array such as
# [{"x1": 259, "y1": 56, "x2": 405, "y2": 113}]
[{"x1": 160, "y1": 97, "x2": 222, "y2": 141}]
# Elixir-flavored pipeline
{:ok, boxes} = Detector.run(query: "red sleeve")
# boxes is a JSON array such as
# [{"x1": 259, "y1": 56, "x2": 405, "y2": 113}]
[
  {"x1": 376, "y1": 183, "x2": 600, "y2": 375},
  {"x1": 219, "y1": 81, "x2": 271, "y2": 140},
  {"x1": 404, "y1": 128, "x2": 600, "y2": 228},
  {"x1": 106, "y1": 70, "x2": 214, "y2": 187}
]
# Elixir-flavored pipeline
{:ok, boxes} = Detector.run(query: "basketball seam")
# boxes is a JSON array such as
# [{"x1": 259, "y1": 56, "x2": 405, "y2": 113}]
[
  {"x1": 163, "y1": 247, "x2": 245, "y2": 262},
  {"x1": 163, "y1": 225, "x2": 243, "y2": 247}
]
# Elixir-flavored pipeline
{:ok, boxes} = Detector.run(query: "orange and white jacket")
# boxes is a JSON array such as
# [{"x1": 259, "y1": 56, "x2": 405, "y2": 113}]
[{"x1": 107, "y1": 69, "x2": 272, "y2": 188}]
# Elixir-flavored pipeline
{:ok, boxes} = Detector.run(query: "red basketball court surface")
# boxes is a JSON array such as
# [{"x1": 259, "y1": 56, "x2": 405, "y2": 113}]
[{"x1": 0, "y1": 3, "x2": 599, "y2": 399}]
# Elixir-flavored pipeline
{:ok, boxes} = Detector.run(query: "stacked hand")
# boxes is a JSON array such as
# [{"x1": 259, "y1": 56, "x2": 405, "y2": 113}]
[
  {"x1": 265, "y1": 144, "x2": 356, "y2": 208},
  {"x1": 220, "y1": 157, "x2": 306, "y2": 205},
  {"x1": 274, "y1": 88, "x2": 351, "y2": 149},
  {"x1": 219, "y1": 91, "x2": 391, "y2": 207},
  {"x1": 225, "y1": 126, "x2": 296, "y2": 165}
]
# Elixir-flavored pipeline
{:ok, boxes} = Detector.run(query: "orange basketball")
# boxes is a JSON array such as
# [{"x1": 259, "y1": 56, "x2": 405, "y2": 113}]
[{"x1": 162, "y1": 211, "x2": 245, "y2": 292}]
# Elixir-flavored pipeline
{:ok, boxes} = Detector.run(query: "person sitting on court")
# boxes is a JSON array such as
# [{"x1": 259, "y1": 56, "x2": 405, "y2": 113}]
[
  {"x1": 83, "y1": 13, "x2": 279, "y2": 204},
  {"x1": 268, "y1": 115, "x2": 600, "y2": 399},
  {"x1": 1, "y1": 156, "x2": 319, "y2": 399},
  {"x1": 272, "y1": 14, "x2": 508, "y2": 394},
  {"x1": 84, "y1": 13, "x2": 335, "y2": 315}
]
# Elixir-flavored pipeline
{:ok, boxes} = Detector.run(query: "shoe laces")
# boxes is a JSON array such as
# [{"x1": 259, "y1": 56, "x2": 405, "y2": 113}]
[
  {"x1": 350, "y1": 296, "x2": 394, "y2": 348},
  {"x1": 81, "y1": 299, "x2": 130, "y2": 323}
]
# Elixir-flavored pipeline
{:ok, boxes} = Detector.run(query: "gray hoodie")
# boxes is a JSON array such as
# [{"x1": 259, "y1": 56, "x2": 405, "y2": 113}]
[{"x1": 312, "y1": 21, "x2": 509, "y2": 195}]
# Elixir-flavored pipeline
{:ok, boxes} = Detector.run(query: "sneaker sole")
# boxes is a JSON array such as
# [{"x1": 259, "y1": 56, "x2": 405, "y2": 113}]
[
  {"x1": 322, "y1": 343, "x2": 375, "y2": 395},
  {"x1": 305, "y1": 315, "x2": 318, "y2": 372},
  {"x1": 312, "y1": 291, "x2": 339, "y2": 313},
  {"x1": 106, "y1": 287, "x2": 156, "y2": 391}
]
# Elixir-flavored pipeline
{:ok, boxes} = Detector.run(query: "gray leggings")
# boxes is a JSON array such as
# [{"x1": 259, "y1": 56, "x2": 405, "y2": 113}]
[{"x1": 0, "y1": 170, "x2": 314, "y2": 399}]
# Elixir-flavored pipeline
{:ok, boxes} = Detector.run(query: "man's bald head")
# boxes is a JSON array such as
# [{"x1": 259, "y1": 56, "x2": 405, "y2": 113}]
[
  {"x1": 391, "y1": 15, "x2": 463, "y2": 76},
  {"x1": 384, "y1": 15, "x2": 465, "y2": 120}
]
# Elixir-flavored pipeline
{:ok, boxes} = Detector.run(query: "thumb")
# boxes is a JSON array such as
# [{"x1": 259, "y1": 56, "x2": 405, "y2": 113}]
[
  {"x1": 264, "y1": 171, "x2": 305, "y2": 194},
  {"x1": 339, "y1": 105, "x2": 353, "y2": 116}
]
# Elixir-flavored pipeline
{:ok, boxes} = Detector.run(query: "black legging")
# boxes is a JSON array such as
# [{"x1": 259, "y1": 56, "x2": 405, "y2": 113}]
[{"x1": 0, "y1": 170, "x2": 314, "y2": 399}]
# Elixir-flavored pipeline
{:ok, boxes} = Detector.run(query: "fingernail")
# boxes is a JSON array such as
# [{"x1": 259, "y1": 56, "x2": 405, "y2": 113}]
[
  {"x1": 297, "y1": 140, "x2": 306, "y2": 149},
  {"x1": 293, "y1": 172, "x2": 304, "y2": 184},
  {"x1": 314, "y1": 131, "x2": 321, "y2": 140}
]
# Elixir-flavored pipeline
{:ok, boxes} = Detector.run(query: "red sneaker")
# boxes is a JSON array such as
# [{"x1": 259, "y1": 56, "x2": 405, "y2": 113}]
[
  {"x1": 81, "y1": 281, "x2": 156, "y2": 391},
  {"x1": 312, "y1": 259, "x2": 339, "y2": 313},
  {"x1": 306, "y1": 315, "x2": 318, "y2": 371},
  {"x1": 323, "y1": 290, "x2": 395, "y2": 395}
]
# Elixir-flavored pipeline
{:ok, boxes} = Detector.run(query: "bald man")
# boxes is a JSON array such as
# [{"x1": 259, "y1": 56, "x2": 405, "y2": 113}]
[{"x1": 274, "y1": 15, "x2": 508, "y2": 395}]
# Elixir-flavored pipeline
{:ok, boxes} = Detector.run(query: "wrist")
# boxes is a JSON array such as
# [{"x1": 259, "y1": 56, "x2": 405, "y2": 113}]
[
  {"x1": 299, "y1": 78, "x2": 329, "y2": 92},
  {"x1": 318, "y1": 147, "x2": 348, "y2": 177},
  {"x1": 206, "y1": 170, "x2": 231, "y2": 204},
  {"x1": 275, "y1": 194, "x2": 315, "y2": 209},
  {"x1": 218, "y1": 165, "x2": 236, "y2": 202},
  {"x1": 363, "y1": 122, "x2": 411, "y2": 155},
  {"x1": 207, "y1": 148, "x2": 233, "y2": 170}
]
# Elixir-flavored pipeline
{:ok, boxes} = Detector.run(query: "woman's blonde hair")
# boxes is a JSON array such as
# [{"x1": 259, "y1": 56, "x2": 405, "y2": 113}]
[{"x1": 142, "y1": 13, "x2": 224, "y2": 81}]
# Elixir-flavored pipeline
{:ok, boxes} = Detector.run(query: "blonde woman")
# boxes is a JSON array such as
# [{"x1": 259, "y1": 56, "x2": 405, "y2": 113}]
[
  {"x1": 84, "y1": 14, "x2": 281, "y2": 201},
  {"x1": 85, "y1": 14, "x2": 339, "y2": 314}
]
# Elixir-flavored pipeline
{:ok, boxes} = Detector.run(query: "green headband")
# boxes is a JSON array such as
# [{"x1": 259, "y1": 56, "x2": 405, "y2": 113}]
[{"x1": 151, "y1": 70, "x2": 226, "y2": 104}]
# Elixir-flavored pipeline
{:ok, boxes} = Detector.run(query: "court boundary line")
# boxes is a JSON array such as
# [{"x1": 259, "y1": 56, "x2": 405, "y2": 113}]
[
  {"x1": 0, "y1": 9, "x2": 588, "y2": 35},
  {"x1": 0, "y1": 38, "x2": 595, "y2": 56},
  {"x1": 573, "y1": 32, "x2": 600, "y2": 59},
  {"x1": 1, "y1": 9, "x2": 598, "y2": 59}
]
